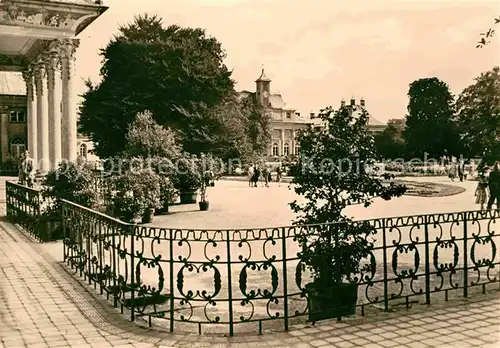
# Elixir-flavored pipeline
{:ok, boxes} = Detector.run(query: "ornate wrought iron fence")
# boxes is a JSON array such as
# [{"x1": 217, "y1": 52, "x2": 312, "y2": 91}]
[
  {"x1": 60, "y1": 199, "x2": 500, "y2": 336},
  {"x1": 6, "y1": 181, "x2": 43, "y2": 240}
]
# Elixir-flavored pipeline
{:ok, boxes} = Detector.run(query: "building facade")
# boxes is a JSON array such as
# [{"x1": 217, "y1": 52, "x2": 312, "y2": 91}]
[
  {"x1": 0, "y1": 0, "x2": 107, "y2": 173},
  {"x1": 239, "y1": 70, "x2": 387, "y2": 157},
  {"x1": 239, "y1": 70, "x2": 313, "y2": 157}
]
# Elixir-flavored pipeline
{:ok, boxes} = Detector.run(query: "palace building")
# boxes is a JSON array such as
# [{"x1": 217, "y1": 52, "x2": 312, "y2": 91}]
[{"x1": 239, "y1": 69, "x2": 386, "y2": 157}]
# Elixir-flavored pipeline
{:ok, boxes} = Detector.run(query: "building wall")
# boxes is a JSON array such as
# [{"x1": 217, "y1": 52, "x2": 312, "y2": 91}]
[{"x1": 0, "y1": 94, "x2": 28, "y2": 163}]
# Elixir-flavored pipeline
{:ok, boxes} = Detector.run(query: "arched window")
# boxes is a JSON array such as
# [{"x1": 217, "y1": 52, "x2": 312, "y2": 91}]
[
  {"x1": 11, "y1": 138, "x2": 25, "y2": 159},
  {"x1": 79, "y1": 143, "x2": 88, "y2": 158},
  {"x1": 294, "y1": 145, "x2": 300, "y2": 155},
  {"x1": 284, "y1": 143, "x2": 290, "y2": 156},
  {"x1": 272, "y1": 143, "x2": 279, "y2": 157}
]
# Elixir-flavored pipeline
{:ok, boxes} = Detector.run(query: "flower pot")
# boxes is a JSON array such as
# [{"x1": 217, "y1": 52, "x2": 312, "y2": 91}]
[
  {"x1": 155, "y1": 202, "x2": 169, "y2": 215},
  {"x1": 307, "y1": 282, "x2": 358, "y2": 322},
  {"x1": 199, "y1": 201, "x2": 209, "y2": 211},
  {"x1": 141, "y1": 209, "x2": 154, "y2": 224},
  {"x1": 179, "y1": 191, "x2": 197, "y2": 204}
]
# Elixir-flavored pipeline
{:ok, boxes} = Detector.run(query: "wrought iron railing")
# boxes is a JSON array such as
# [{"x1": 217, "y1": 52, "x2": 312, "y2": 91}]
[
  {"x1": 60, "y1": 199, "x2": 500, "y2": 336},
  {"x1": 6, "y1": 181, "x2": 43, "y2": 240}
]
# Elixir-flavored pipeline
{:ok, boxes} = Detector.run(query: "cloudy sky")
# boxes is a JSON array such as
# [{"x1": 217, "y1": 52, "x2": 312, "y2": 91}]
[{"x1": 74, "y1": 0, "x2": 499, "y2": 122}]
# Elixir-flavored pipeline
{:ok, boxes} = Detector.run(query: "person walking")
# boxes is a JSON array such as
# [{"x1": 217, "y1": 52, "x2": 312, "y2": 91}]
[
  {"x1": 475, "y1": 174, "x2": 488, "y2": 211},
  {"x1": 458, "y1": 160, "x2": 465, "y2": 182},
  {"x1": 276, "y1": 166, "x2": 282, "y2": 187},
  {"x1": 253, "y1": 165, "x2": 260, "y2": 187},
  {"x1": 487, "y1": 162, "x2": 500, "y2": 210},
  {"x1": 262, "y1": 167, "x2": 270, "y2": 187},
  {"x1": 247, "y1": 164, "x2": 254, "y2": 187}
]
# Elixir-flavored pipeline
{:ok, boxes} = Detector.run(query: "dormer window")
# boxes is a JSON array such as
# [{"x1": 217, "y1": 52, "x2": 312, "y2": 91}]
[{"x1": 286, "y1": 112, "x2": 291, "y2": 118}]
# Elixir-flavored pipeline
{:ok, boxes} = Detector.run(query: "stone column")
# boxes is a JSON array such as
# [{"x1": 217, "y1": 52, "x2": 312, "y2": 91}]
[
  {"x1": 45, "y1": 45, "x2": 62, "y2": 170},
  {"x1": 291, "y1": 130, "x2": 296, "y2": 155},
  {"x1": 34, "y1": 61, "x2": 50, "y2": 174},
  {"x1": 280, "y1": 129, "x2": 285, "y2": 156},
  {"x1": 59, "y1": 38, "x2": 79, "y2": 163},
  {"x1": 22, "y1": 68, "x2": 37, "y2": 165},
  {"x1": 0, "y1": 109, "x2": 8, "y2": 162}
]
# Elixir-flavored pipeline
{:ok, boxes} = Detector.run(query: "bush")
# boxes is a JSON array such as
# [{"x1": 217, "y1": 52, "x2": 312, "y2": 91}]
[
  {"x1": 108, "y1": 168, "x2": 161, "y2": 222},
  {"x1": 42, "y1": 161, "x2": 100, "y2": 214}
]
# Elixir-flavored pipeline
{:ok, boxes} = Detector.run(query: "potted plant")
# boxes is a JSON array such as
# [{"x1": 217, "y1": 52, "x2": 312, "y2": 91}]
[
  {"x1": 172, "y1": 154, "x2": 202, "y2": 204},
  {"x1": 156, "y1": 174, "x2": 175, "y2": 215},
  {"x1": 197, "y1": 153, "x2": 222, "y2": 211},
  {"x1": 109, "y1": 168, "x2": 161, "y2": 223},
  {"x1": 290, "y1": 106, "x2": 406, "y2": 322},
  {"x1": 41, "y1": 161, "x2": 100, "y2": 241}
]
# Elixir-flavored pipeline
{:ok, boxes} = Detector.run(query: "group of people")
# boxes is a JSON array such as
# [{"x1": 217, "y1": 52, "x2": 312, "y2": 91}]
[
  {"x1": 475, "y1": 162, "x2": 500, "y2": 210},
  {"x1": 447, "y1": 159, "x2": 476, "y2": 182},
  {"x1": 247, "y1": 164, "x2": 283, "y2": 187}
]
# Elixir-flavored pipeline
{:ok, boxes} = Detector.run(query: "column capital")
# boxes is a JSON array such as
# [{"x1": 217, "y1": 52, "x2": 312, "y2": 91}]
[
  {"x1": 44, "y1": 50, "x2": 59, "y2": 88},
  {"x1": 58, "y1": 38, "x2": 80, "y2": 60},
  {"x1": 33, "y1": 61, "x2": 46, "y2": 96},
  {"x1": 22, "y1": 69, "x2": 35, "y2": 101}
]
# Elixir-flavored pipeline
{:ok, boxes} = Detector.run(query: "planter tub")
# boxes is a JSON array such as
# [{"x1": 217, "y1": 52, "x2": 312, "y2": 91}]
[
  {"x1": 179, "y1": 191, "x2": 197, "y2": 204},
  {"x1": 155, "y1": 202, "x2": 169, "y2": 215},
  {"x1": 141, "y1": 209, "x2": 154, "y2": 224},
  {"x1": 307, "y1": 282, "x2": 358, "y2": 322},
  {"x1": 199, "y1": 201, "x2": 209, "y2": 211}
]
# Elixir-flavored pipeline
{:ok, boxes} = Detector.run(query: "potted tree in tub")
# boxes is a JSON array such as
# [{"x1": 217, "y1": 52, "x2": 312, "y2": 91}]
[
  {"x1": 109, "y1": 167, "x2": 161, "y2": 223},
  {"x1": 290, "y1": 105, "x2": 406, "y2": 322},
  {"x1": 197, "y1": 153, "x2": 222, "y2": 211},
  {"x1": 172, "y1": 153, "x2": 202, "y2": 204}
]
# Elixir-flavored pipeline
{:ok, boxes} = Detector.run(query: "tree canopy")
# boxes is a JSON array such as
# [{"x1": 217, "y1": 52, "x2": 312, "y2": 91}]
[
  {"x1": 403, "y1": 78, "x2": 461, "y2": 159},
  {"x1": 79, "y1": 14, "x2": 268, "y2": 160},
  {"x1": 455, "y1": 66, "x2": 500, "y2": 164},
  {"x1": 373, "y1": 119, "x2": 405, "y2": 160}
]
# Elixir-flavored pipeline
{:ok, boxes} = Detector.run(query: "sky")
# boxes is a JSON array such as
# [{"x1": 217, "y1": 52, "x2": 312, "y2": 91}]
[{"x1": 74, "y1": 0, "x2": 500, "y2": 123}]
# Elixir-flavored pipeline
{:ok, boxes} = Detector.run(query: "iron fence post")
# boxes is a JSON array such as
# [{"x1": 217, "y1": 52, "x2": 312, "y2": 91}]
[
  {"x1": 169, "y1": 229, "x2": 174, "y2": 333},
  {"x1": 382, "y1": 219, "x2": 389, "y2": 312},
  {"x1": 98, "y1": 218, "x2": 103, "y2": 295},
  {"x1": 424, "y1": 215, "x2": 431, "y2": 305},
  {"x1": 112, "y1": 224, "x2": 118, "y2": 307},
  {"x1": 226, "y1": 230, "x2": 234, "y2": 337},
  {"x1": 281, "y1": 227, "x2": 289, "y2": 331},
  {"x1": 463, "y1": 212, "x2": 468, "y2": 298},
  {"x1": 130, "y1": 224, "x2": 135, "y2": 321}
]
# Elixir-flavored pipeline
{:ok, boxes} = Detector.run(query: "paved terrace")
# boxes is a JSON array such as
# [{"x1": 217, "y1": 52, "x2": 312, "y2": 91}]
[{"x1": 1, "y1": 177, "x2": 500, "y2": 347}]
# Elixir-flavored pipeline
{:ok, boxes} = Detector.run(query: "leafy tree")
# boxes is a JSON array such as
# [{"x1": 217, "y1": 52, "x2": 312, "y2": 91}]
[
  {"x1": 79, "y1": 14, "x2": 241, "y2": 158},
  {"x1": 123, "y1": 110, "x2": 181, "y2": 159},
  {"x1": 403, "y1": 78, "x2": 461, "y2": 159},
  {"x1": 290, "y1": 106, "x2": 406, "y2": 294},
  {"x1": 455, "y1": 66, "x2": 500, "y2": 164},
  {"x1": 373, "y1": 119, "x2": 406, "y2": 159}
]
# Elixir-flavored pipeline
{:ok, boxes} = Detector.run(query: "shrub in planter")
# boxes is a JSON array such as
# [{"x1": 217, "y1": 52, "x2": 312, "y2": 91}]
[
  {"x1": 197, "y1": 153, "x2": 222, "y2": 211},
  {"x1": 171, "y1": 153, "x2": 203, "y2": 204},
  {"x1": 290, "y1": 106, "x2": 406, "y2": 322},
  {"x1": 41, "y1": 161, "x2": 100, "y2": 241},
  {"x1": 108, "y1": 168, "x2": 161, "y2": 223},
  {"x1": 157, "y1": 174, "x2": 175, "y2": 215}
]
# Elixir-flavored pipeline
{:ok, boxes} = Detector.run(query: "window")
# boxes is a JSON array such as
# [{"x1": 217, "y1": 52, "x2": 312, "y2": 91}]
[
  {"x1": 295, "y1": 145, "x2": 300, "y2": 155},
  {"x1": 79, "y1": 143, "x2": 88, "y2": 158},
  {"x1": 272, "y1": 143, "x2": 279, "y2": 156},
  {"x1": 11, "y1": 138, "x2": 25, "y2": 159},
  {"x1": 286, "y1": 112, "x2": 291, "y2": 118},
  {"x1": 283, "y1": 143, "x2": 290, "y2": 156},
  {"x1": 9, "y1": 110, "x2": 25, "y2": 123}
]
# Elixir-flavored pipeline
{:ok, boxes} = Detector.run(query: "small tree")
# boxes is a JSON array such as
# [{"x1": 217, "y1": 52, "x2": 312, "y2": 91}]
[
  {"x1": 290, "y1": 106, "x2": 406, "y2": 319},
  {"x1": 124, "y1": 110, "x2": 181, "y2": 159}
]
